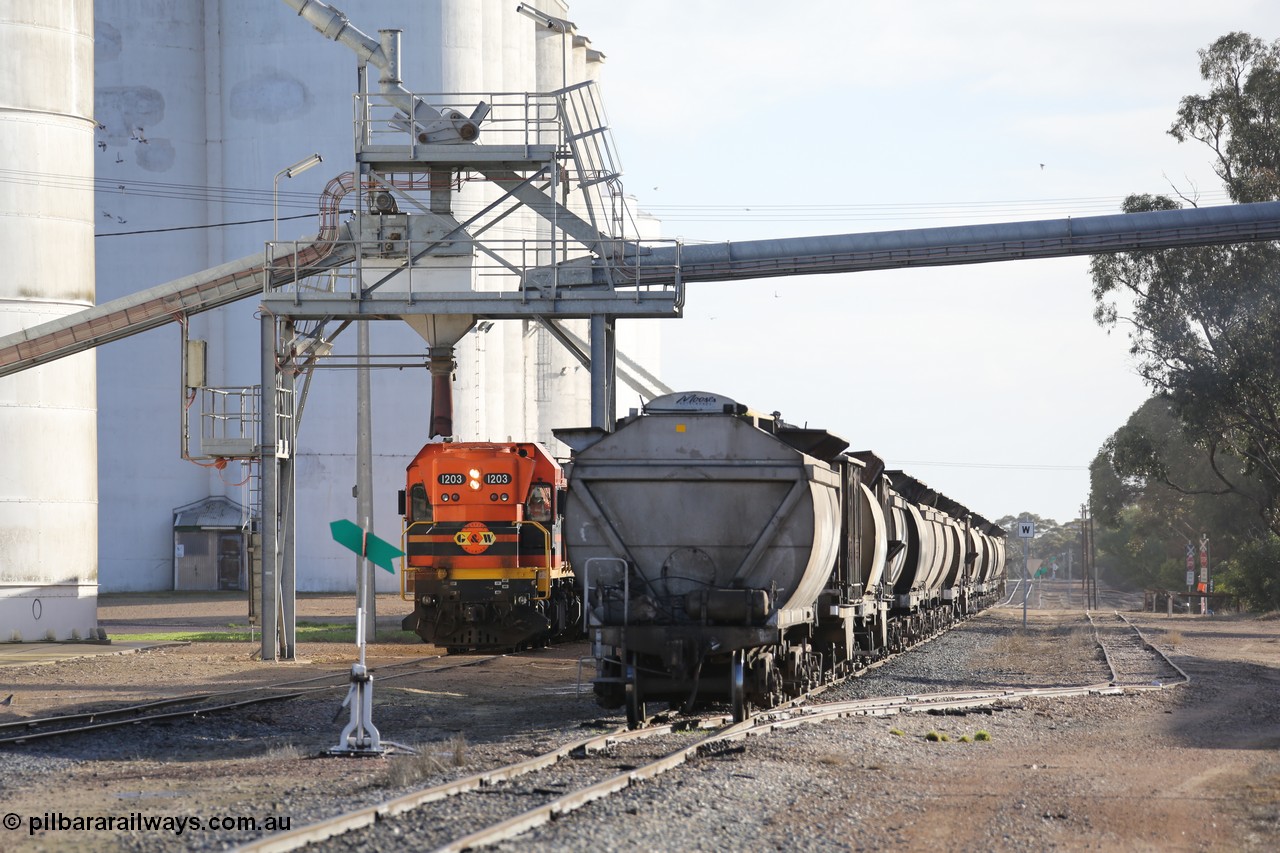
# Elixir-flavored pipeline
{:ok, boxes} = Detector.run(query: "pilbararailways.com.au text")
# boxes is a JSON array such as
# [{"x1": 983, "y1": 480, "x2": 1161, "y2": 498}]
[{"x1": 5, "y1": 811, "x2": 291, "y2": 837}]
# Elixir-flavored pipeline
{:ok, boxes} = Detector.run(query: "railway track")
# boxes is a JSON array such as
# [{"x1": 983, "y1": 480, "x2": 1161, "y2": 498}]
[
  {"x1": 1088, "y1": 611, "x2": 1189, "y2": 688},
  {"x1": 0, "y1": 654, "x2": 502, "y2": 747},
  {"x1": 238, "y1": 610, "x2": 1182, "y2": 852}
]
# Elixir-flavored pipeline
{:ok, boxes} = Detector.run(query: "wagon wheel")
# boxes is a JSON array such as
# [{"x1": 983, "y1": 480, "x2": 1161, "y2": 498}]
[
  {"x1": 624, "y1": 652, "x2": 647, "y2": 729},
  {"x1": 729, "y1": 649, "x2": 748, "y2": 723}
]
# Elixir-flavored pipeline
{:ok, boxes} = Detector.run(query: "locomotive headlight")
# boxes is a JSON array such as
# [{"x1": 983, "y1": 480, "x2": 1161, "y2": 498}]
[
  {"x1": 469, "y1": 480, "x2": 481, "y2": 490},
  {"x1": 469, "y1": 468, "x2": 481, "y2": 479}
]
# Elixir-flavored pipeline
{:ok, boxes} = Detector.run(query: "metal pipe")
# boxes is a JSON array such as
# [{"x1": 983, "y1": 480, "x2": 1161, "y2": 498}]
[
  {"x1": 282, "y1": 0, "x2": 383, "y2": 67},
  {"x1": 428, "y1": 345, "x2": 455, "y2": 439},
  {"x1": 378, "y1": 28, "x2": 401, "y2": 87},
  {"x1": 534, "y1": 200, "x2": 1280, "y2": 288}
]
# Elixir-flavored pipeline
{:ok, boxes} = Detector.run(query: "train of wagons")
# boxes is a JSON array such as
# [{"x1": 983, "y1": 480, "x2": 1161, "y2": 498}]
[{"x1": 400, "y1": 390, "x2": 1006, "y2": 726}]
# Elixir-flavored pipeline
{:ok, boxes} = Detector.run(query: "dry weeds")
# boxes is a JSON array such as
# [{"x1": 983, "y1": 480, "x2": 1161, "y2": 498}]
[{"x1": 378, "y1": 734, "x2": 468, "y2": 789}]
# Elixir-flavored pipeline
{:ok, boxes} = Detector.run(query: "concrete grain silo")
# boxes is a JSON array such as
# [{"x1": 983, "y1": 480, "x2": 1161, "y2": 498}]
[
  {"x1": 91, "y1": 0, "x2": 662, "y2": 594},
  {"x1": 0, "y1": 1, "x2": 99, "y2": 640}
]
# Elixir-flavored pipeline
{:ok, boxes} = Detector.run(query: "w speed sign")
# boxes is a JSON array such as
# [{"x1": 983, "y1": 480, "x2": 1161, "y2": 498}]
[{"x1": 1017, "y1": 521, "x2": 1036, "y2": 539}]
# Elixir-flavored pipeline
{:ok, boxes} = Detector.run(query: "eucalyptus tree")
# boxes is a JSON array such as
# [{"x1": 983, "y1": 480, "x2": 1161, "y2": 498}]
[{"x1": 1090, "y1": 32, "x2": 1280, "y2": 536}]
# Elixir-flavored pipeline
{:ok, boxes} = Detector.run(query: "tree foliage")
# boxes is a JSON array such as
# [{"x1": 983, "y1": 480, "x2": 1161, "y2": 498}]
[
  {"x1": 994, "y1": 513, "x2": 1084, "y2": 579},
  {"x1": 1090, "y1": 32, "x2": 1280, "y2": 538},
  {"x1": 1089, "y1": 398, "x2": 1263, "y2": 592},
  {"x1": 1217, "y1": 534, "x2": 1280, "y2": 611},
  {"x1": 1170, "y1": 32, "x2": 1280, "y2": 204}
]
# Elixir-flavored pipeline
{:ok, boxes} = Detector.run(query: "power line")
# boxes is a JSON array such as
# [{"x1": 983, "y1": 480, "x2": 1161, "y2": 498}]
[
  {"x1": 95, "y1": 210, "x2": 352, "y2": 237},
  {"x1": 891, "y1": 459, "x2": 1088, "y2": 471},
  {"x1": 1, "y1": 167, "x2": 1231, "y2": 226}
]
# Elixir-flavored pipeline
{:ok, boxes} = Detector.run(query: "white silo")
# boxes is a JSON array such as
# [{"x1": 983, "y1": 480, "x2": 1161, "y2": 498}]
[
  {"x1": 92, "y1": 1, "x2": 660, "y2": 595},
  {"x1": 0, "y1": 1, "x2": 99, "y2": 640}
]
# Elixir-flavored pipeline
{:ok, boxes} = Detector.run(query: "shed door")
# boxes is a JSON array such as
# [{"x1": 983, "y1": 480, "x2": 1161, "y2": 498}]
[
  {"x1": 175, "y1": 531, "x2": 215, "y2": 590},
  {"x1": 217, "y1": 533, "x2": 244, "y2": 590}
]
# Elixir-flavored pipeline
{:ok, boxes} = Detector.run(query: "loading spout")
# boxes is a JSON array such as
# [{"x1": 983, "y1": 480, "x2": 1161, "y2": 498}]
[
  {"x1": 281, "y1": 0, "x2": 611, "y2": 248},
  {"x1": 0, "y1": 223, "x2": 357, "y2": 378},
  {"x1": 428, "y1": 346, "x2": 455, "y2": 440},
  {"x1": 283, "y1": 0, "x2": 483, "y2": 145}
]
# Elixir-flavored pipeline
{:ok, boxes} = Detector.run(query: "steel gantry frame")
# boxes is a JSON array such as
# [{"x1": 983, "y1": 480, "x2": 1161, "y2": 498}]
[{"x1": 255, "y1": 1, "x2": 684, "y2": 658}]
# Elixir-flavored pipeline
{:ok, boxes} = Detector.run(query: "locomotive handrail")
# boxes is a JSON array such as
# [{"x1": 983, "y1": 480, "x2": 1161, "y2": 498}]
[
  {"x1": 399, "y1": 520, "x2": 433, "y2": 601},
  {"x1": 513, "y1": 520, "x2": 553, "y2": 601},
  {"x1": 400, "y1": 518, "x2": 555, "y2": 598}
]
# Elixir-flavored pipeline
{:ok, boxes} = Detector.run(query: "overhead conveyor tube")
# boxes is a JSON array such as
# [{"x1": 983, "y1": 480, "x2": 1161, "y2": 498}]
[
  {"x1": 530, "y1": 200, "x2": 1280, "y2": 289},
  {"x1": 0, "y1": 226, "x2": 356, "y2": 378}
]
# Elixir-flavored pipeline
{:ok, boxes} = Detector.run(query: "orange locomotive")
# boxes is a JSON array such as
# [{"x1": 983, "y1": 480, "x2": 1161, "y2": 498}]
[{"x1": 399, "y1": 441, "x2": 581, "y2": 651}]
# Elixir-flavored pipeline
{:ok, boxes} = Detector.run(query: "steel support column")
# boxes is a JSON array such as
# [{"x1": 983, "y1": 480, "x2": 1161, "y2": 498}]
[
  {"x1": 280, "y1": 320, "x2": 297, "y2": 661},
  {"x1": 260, "y1": 313, "x2": 298, "y2": 661},
  {"x1": 260, "y1": 313, "x2": 279, "y2": 661},
  {"x1": 356, "y1": 319, "x2": 376, "y2": 642},
  {"x1": 589, "y1": 315, "x2": 615, "y2": 430}
]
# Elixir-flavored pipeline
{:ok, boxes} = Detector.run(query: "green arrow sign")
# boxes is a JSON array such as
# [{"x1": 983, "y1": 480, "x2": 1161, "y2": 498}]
[{"x1": 330, "y1": 519, "x2": 403, "y2": 574}]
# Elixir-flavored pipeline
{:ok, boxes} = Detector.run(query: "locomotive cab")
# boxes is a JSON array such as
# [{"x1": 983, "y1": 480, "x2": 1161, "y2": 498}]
[{"x1": 399, "y1": 441, "x2": 581, "y2": 652}]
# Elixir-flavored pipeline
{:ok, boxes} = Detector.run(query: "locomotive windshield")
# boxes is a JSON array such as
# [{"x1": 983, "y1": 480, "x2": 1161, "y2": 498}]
[
  {"x1": 409, "y1": 483, "x2": 431, "y2": 522},
  {"x1": 526, "y1": 483, "x2": 552, "y2": 523}
]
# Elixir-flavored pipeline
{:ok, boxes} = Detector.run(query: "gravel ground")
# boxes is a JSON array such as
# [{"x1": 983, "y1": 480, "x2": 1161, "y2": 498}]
[{"x1": 1, "y1": 591, "x2": 1278, "y2": 852}]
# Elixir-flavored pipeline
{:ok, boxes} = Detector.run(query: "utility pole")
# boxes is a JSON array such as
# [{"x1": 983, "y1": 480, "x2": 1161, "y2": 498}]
[
  {"x1": 1078, "y1": 502, "x2": 1098, "y2": 610},
  {"x1": 1066, "y1": 545, "x2": 1073, "y2": 607},
  {"x1": 1089, "y1": 511, "x2": 1098, "y2": 609},
  {"x1": 1079, "y1": 503, "x2": 1088, "y2": 610}
]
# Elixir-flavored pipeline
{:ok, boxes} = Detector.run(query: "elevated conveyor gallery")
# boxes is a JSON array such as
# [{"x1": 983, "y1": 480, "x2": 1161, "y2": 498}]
[{"x1": 0, "y1": 225, "x2": 356, "y2": 379}]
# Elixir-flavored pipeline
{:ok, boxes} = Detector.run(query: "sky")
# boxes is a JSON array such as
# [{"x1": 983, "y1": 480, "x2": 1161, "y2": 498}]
[{"x1": 565, "y1": 0, "x2": 1278, "y2": 525}]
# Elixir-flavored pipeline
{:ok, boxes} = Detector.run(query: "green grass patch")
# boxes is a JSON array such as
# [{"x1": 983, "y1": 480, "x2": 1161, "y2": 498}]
[
  {"x1": 974, "y1": 730, "x2": 992, "y2": 742},
  {"x1": 114, "y1": 622, "x2": 418, "y2": 644}
]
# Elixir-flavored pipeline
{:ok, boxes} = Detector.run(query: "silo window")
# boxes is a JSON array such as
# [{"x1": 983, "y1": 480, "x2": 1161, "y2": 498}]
[{"x1": 410, "y1": 484, "x2": 432, "y2": 522}]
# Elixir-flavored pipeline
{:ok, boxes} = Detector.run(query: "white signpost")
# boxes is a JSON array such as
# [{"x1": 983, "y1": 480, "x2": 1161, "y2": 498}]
[{"x1": 1018, "y1": 519, "x2": 1034, "y2": 627}]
